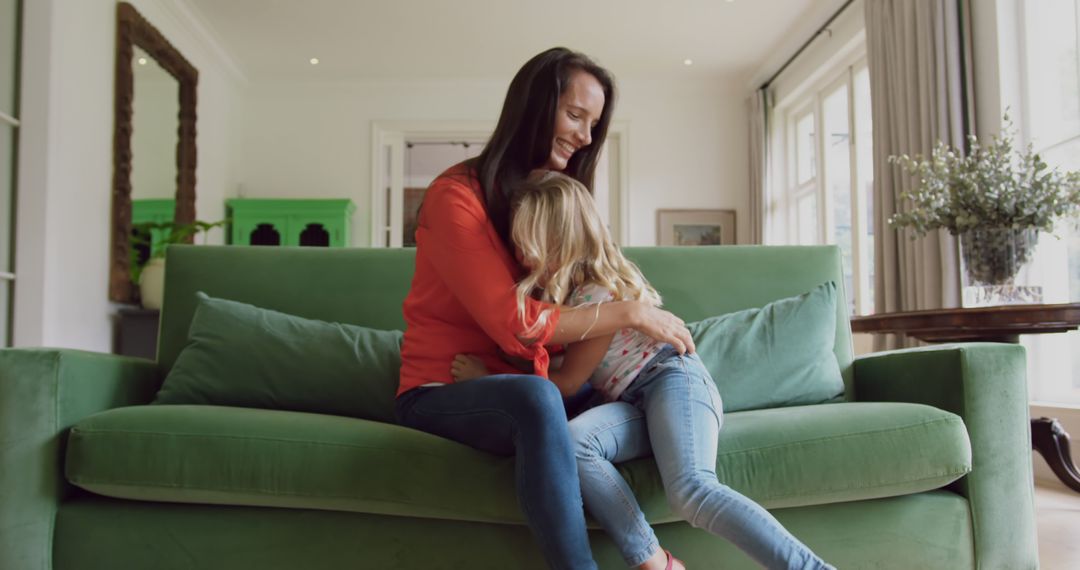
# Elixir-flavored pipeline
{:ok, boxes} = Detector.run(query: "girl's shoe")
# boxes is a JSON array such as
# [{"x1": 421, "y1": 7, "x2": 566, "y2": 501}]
[{"x1": 664, "y1": 549, "x2": 684, "y2": 570}]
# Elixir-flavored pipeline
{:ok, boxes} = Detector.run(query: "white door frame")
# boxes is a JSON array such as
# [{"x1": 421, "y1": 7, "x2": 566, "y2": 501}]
[{"x1": 370, "y1": 120, "x2": 629, "y2": 247}]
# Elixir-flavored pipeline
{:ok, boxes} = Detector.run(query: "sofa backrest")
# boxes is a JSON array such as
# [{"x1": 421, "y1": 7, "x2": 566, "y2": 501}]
[
  {"x1": 160, "y1": 244, "x2": 853, "y2": 396},
  {"x1": 624, "y1": 245, "x2": 853, "y2": 397}
]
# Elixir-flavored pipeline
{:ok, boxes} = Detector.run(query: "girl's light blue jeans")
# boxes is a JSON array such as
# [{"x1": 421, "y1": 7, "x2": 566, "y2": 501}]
[{"x1": 568, "y1": 346, "x2": 833, "y2": 569}]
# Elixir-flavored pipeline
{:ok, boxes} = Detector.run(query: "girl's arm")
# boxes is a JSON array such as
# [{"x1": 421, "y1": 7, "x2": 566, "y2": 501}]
[
  {"x1": 547, "y1": 333, "x2": 615, "y2": 397},
  {"x1": 546, "y1": 301, "x2": 696, "y2": 355},
  {"x1": 453, "y1": 333, "x2": 610, "y2": 397}
]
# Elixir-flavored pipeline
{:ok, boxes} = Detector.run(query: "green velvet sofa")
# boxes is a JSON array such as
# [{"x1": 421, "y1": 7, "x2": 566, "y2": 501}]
[{"x1": 0, "y1": 245, "x2": 1038, "y2": 569}]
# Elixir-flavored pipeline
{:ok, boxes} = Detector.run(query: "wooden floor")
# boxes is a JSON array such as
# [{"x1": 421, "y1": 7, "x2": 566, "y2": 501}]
[{"x1": 1035, "y1": 481, "x2": 1080, "y2": 569}]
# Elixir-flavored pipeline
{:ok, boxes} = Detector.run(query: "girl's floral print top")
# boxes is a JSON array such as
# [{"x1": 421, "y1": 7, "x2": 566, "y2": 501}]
[{"x1": 569, "y1": 283, "x2": 666, "y2": 401}]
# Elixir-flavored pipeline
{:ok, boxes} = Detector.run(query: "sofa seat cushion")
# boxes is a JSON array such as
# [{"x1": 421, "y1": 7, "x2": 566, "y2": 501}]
[{"x1": 65, "y1": 402, "x2": 971, "y2": 525}]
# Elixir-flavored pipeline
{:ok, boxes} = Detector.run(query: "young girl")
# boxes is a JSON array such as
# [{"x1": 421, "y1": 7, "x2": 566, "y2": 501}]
[{"x1": 452, "y1": 171, "x2": 834, "y2": 570}]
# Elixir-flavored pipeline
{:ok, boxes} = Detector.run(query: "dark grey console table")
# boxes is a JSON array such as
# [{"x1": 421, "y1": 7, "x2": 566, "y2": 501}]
[{"x1": 114, "y1": 307, "x2": 160, "y2": 361}]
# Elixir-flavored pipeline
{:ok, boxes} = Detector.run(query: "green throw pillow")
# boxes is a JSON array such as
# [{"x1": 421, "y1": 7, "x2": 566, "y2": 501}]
[
  {"x1": 686, "y1": 281, "x2": 843, "y2": 413},
  {"x1": 154, "y1": 292, "x2": 403, "y2": 422}
]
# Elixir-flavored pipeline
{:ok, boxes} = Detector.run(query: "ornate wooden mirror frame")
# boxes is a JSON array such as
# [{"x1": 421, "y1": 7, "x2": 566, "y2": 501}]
[{"x1": 109, "y1": 2, "x2": 198, "y2": 303}]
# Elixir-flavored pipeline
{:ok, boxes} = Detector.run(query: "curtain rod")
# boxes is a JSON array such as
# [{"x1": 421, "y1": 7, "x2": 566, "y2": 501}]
[
  {"x1": 759, "y1": 0, "x2": 857, "y2": 91},
  {"x1": 405, "y1": 141, "x2": 479, "y2": 148}
]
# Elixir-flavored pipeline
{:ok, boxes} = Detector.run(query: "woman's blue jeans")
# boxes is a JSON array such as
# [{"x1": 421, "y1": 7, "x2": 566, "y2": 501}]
[
  {"x1": 395, "y1": 375, "x2": 597, "y2": 570},
  {"x1": 568, "y1": 347, "x2": 833, "y2": 569}
]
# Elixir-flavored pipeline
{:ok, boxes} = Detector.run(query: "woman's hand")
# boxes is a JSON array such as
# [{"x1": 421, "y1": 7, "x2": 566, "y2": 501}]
[
  {"x1": 451, "y1": 354, "x2": 490, "y2": 382},
  {"x1": 630, "y1": 303, "x2": 696, "y2": 355}
]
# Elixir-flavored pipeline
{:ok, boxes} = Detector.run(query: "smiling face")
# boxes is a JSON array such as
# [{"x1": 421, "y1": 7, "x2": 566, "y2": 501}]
[{"x1": 545, "y1": 69, "x2": 606, "y2": 171}]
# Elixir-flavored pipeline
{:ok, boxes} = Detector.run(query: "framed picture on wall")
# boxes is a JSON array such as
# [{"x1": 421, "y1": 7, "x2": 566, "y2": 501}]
[{"x1": 656, "y1": 209, "x2": 736, "y2": 246}]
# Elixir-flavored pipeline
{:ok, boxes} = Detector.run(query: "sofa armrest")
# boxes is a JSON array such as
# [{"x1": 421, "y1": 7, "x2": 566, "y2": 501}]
[
  {"x1": 0, "y1": 348, "x2": 161, "y2": 570},
  {"x1": 853, "y1": 343, "x2": 1037, "y2": 570}
]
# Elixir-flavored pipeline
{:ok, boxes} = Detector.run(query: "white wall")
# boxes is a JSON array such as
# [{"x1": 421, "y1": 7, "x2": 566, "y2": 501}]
[
  {"x1": 236, "y1": 75, "x2": 747, "y2": 247},
  {"x1": 234, "y1": 78, "x2": 505, "y2": 247},
  {"x1": 619, "y1": 77, "x2": 747, "y2": 246},
  {"x1": 14, "y1": 1, "x2": 751, "y2": 352},
  {"x1": 14, "y1": 0, "x2": 242, "y2": 350}
]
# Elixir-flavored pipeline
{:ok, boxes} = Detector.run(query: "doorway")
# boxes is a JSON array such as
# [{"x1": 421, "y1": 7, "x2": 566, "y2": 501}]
[{"x1": 371, "y1": 121, "x2": 628, "y2": 247}]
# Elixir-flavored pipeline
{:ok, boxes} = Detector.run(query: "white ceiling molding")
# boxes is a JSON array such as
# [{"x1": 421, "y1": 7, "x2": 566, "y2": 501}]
[{"x1": 160, "y1": 0, "x2": 249, "y2": 84}]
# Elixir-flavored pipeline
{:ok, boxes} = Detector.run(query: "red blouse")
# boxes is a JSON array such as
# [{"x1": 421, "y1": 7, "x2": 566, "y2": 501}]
[{"x1": 397, "y1": 163, "x2": 559, "y2": 396}]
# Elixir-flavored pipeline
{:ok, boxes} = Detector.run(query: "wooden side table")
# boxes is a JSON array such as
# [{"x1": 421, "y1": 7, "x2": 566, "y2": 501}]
[{"x1": 852, "y1": 303, "x2": 1080, "y2": 493}]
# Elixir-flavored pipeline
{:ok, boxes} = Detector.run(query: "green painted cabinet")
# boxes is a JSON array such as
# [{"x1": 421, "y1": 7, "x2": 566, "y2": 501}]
[
  {"x1": 131, "y1": 199, "x2": 176, "y2": 264},
  {"x1": 226, "y1": 199, "x2": 355, "y2": 247},
  {"x1": 132, "y1": 198, "x2": 176, "y2": 225}
]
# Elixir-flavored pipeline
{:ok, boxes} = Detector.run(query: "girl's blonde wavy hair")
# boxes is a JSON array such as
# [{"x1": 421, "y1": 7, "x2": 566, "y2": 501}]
[{"x1": 511, "y1": 171, "x2": 662, "y2": 338}]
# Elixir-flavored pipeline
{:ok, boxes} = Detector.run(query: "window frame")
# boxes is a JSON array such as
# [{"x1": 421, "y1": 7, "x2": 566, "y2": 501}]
[
  {"x1": 787, "y1": 101, "x2": 819, "y2": 245},
  {"x1": 776, "y1": 51, "x2": 874, "y2": 316}
]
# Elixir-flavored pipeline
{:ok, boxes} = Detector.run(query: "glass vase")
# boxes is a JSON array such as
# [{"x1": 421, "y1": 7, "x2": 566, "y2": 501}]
[{"x1": 959, "y1": 227, "x2": 1043, "y2": 307}]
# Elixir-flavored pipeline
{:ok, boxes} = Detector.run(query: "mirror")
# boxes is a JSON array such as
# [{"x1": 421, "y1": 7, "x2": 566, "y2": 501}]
[
  {"x1": 129, "y1": 46, "x2": 180, "y2": 275},
  {"x1": 131, "y1": 47, "x2": 180, "y2": 204},
  {"x1": 110, "y1": 2, "x2": 198, "y2": 303}
]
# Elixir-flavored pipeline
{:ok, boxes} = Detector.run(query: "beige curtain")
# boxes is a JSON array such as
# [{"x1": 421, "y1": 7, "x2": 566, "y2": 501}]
[
  {"x1": 747, "y1": 89, "x2": 772, "y2": 245},
  {"x1": 865, "y1": 0, "x2": 973, "y2": 349}
]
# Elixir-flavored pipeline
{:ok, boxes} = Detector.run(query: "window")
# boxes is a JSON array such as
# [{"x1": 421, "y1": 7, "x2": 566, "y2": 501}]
[
  {"x1": 775, "y1": 57, "x2": 875, "y2": 316},
  {"x1": 1019, "y1": 0, "x2": 1080, "y2": 405},
  {"x1": 791, "y1": 105, "x2": 820, "y2": 246},
  {"x1": 795, "y1": 110, "x2": 817, "y2": 185}
]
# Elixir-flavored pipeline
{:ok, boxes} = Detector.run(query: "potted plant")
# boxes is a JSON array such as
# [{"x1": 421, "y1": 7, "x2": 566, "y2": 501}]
[
  {"x1": 888, "y1": 114, "x2": 1080, "y2": 305},
  {"x1": 130, "y1": 219, "x2": 227, "y2": 309}
]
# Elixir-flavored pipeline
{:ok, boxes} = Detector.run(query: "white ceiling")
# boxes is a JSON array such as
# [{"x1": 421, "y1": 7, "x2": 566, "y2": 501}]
[{"x1": 183, "y1": 0, "x2": 850, "y2": 84}]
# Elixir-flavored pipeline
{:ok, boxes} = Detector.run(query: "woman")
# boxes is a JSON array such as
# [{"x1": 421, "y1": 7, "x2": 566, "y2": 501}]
[{"x1": 395, "y1": 47, "x2": 695, "y2": 570}]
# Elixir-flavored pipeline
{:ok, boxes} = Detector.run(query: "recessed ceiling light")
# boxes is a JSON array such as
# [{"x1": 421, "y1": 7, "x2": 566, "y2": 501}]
[
  {"x1": 309, "y1": 58, "x2": 320, "y2": 65},
  {"x1": 684, "y1": 59, "x2": 694, "y2": 66},
  {"x1": 137, "y1": 57, "x2": 148, "y2": 65}
]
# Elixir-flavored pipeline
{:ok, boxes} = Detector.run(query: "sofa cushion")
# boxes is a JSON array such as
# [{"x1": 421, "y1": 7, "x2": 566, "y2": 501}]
[
  {"x1": 66, "y1": 402, "x2": 971, "y2": 524},
  {"x1": 153, "y1": 292, "x2": 402, "y2": 422},
  {"x1": 687, "y1": 281, "x2": 845, "y2": 413}
]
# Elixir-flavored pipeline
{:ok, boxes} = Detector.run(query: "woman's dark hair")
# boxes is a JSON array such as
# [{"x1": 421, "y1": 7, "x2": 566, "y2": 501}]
[{"x1": 470, "y1": 47, "x2": 616, "y2": 248}]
